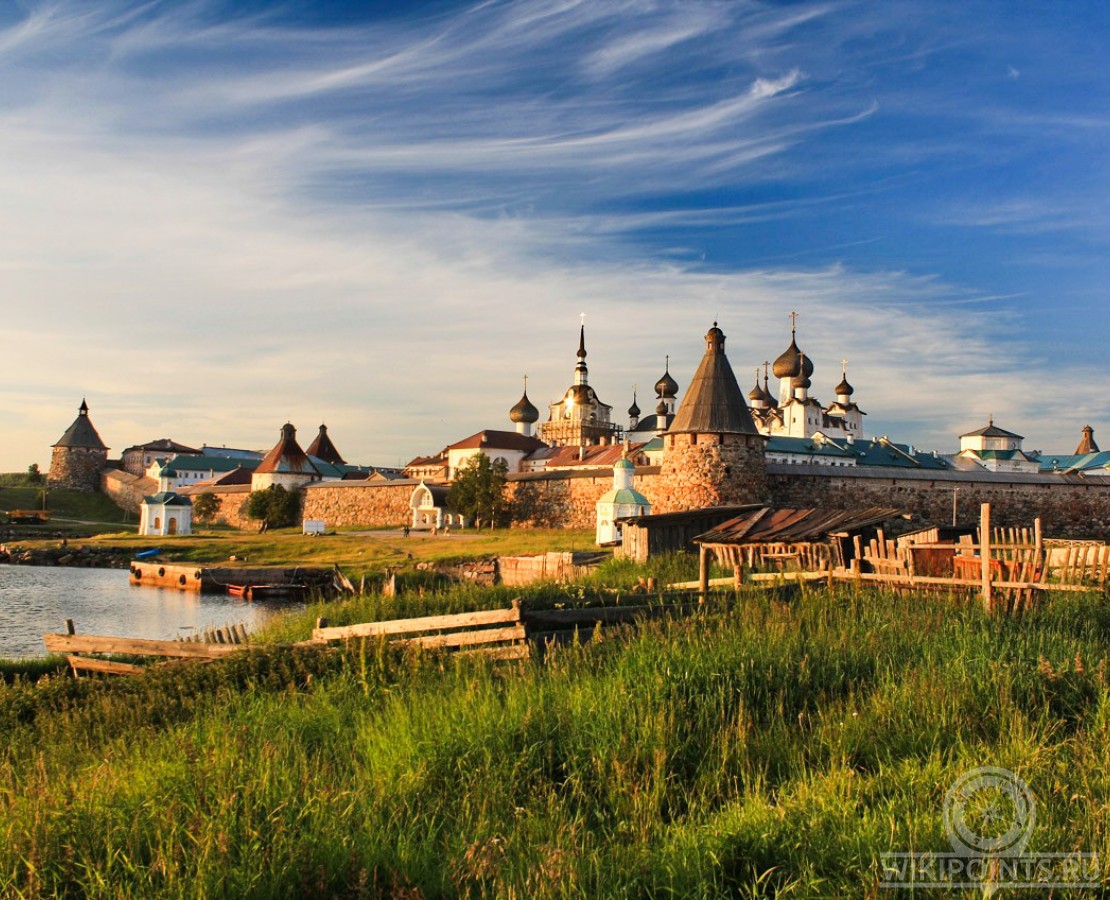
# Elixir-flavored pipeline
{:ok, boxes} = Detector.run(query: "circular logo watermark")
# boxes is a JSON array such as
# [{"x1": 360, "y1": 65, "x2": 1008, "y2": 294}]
[{"x1": 943, "y1": 766, "x2": 1035, "y2": 856}]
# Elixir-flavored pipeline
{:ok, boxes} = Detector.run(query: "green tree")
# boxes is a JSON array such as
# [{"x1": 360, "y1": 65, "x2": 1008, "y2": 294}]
[
  {"x1": 246, "y1": 484, "x2": 301, "y2": 530},
  {"x1": 26, "y1": 464, "x2": 42, "y2": 485},
  {"x1": 448, "y1": 454, "x2": 509, "y2": 528},
  {"x1": 191, "y1": 492, "x2": 220, "y2": 525}
]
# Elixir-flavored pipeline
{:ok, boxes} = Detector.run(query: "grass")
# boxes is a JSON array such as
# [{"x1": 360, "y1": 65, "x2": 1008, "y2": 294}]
[
  {"x1": 0, "y1": 478, "x2": 133, "y2": 530},
  {"x1": 10, "y1": 526, "x2": 600, "y2": 579},
  {"x1": 2, "y1": 566, "x2": 1109, "y2": 897}
]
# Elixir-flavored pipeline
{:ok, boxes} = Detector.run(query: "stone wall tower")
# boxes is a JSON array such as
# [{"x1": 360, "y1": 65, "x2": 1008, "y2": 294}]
[
  {"x1": 48, "y1": 399, "x2": 109, "y2": 492},
  {"x1": 654, "y1": 324, "x2": 769, "y2": 512}
]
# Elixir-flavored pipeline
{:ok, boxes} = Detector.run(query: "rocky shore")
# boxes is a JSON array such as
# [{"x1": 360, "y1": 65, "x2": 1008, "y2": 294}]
[{"x1": 0, "y1": 544, "x2": 132, "y2": 569}]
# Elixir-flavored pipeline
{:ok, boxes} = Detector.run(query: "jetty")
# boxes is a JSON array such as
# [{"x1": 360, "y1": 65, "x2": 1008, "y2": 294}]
[{"x1": 128, "y1": 559, "x2": 336, "y2": 595}]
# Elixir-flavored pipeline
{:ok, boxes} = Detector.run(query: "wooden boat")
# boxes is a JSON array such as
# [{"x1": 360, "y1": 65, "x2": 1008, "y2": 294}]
[{"x1": 227, "y1": 583, "x2": 307, "y2": 601}]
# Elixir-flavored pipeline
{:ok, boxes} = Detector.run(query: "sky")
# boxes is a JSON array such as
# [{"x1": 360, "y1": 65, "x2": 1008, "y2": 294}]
[{"x1": 2, "y1": 0, "x2": 1109, "y2": 471}]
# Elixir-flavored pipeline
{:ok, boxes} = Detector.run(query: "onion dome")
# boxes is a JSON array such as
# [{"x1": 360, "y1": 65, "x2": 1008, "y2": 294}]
[
  {"x1": 656, "y1": 399, "x2": 668, "y2": 417},
  {"x1": 791, "y1": 353, "x2": 812, "y2": 389},
  {"x1": 628, "y1": 390, "x2": 641, "y2": 418},
  {"x1": 834, "y1": 375, "x2": 854, "y2": 396},
  {"x1": 654, "y1": 356, "x2": 679, "y2": 398},
  {"x1": 772, "y1": 334, "x2": 802, "y2": 378},
  {"x1": 760, "y1": 378, "x2": 777, "y2": 407},
  {"x1": 509, "y1": 390, "x2": 539, "y2": 424},
  {"x1": 748, "y1": 370, "x2": 764, "y2": 402}
]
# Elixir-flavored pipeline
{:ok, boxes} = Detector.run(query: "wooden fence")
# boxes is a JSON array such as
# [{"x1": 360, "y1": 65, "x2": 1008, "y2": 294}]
[{"x1": 696, "y1": 503, "x2": 1108, "y2": 615}]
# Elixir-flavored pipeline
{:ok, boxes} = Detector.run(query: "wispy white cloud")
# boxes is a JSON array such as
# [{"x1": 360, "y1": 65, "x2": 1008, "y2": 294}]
[{"x1": 0, "y1": 0, "x2": 1104, "y2": 471}]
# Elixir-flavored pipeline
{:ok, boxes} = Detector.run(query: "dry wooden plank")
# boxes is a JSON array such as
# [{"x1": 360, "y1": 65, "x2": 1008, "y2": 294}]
[
  {"x1": 312, "y1": 606, "x2": 521, "y2": 642},
  {"x1": 398, "y1": 625, "x2": 526, "y2": 650},
  {"x1": 44, "y1": 634, "x2": 245, "y2": 658},
  {"x1": 746, "y1": 571, "x2": 829, "y2": 583},
  {"x1": 830, "y1": 572, "x2": 1092, "y2": 592},
  {"x1": 66, "y1": 655, "x2": 145, "y2": 676}
]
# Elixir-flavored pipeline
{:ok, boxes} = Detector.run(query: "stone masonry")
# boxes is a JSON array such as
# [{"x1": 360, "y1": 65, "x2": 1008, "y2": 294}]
[
  {"x1": 652, "y1": 432, "x2": 769, "y2": 514},
  {"x1": 48, "y1": 446, "x2": 107, "y2": 492}
]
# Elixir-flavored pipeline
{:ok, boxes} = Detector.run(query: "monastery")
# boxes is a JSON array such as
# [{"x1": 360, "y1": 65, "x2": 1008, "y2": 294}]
[{"x1": 45, "y1": 315, "x2": 1110, "y2": 541}]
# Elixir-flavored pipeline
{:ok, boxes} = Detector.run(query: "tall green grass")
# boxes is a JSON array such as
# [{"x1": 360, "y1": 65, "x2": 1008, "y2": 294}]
[{"x1": 2, "y1": 584, "x2": 1109, "y2": 897}]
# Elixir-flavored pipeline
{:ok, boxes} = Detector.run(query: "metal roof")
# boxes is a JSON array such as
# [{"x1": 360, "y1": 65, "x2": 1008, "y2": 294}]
[
  {"x1": 960, "y1": 422, "x2": 1023, "y2": 439},
  {"x1": 695, "y1": 506, "x2": 907, "y2": 545}
]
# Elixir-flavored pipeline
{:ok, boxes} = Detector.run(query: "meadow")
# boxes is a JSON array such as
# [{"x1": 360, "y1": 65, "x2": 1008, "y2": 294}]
[{"x1": 2, "y1": 558, "x2": 1109, "y2": 898}]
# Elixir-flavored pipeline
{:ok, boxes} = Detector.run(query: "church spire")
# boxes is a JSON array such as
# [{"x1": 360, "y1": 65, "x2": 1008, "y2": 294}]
[{"x1": 575, "y1": 317, "x2": 588, "y2": 385}]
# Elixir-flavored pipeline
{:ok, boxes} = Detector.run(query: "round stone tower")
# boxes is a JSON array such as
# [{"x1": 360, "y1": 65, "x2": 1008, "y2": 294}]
[
  {"x1": 654, "y1": 324, "x2": 769, "y2": 512},
  {"x1": 48, "y1": 399, "x2": 109, "y2": 492}
]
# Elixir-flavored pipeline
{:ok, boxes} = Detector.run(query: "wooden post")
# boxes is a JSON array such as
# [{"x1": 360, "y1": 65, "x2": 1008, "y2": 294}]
[
  {"x1": 980, "y1": 503, "x2": 993, "y2": 613},
  {"x1": 65, "y1": 619, "x2": 75, "y2": 635},
  {"x1": 698, "y1": 545, "x2": 710, "y2": 602},
  {"x1": 733, "y1": 563, "x2": 744, "y2": 593},
  {"x1": 383, "y1": 572, "x2": 396, "y2": 598}
]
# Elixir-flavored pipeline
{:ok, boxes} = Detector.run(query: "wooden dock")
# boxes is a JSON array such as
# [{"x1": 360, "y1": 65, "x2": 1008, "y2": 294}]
[{"x1": 128, "y1": 560, "x2": 335, "y2": 595}]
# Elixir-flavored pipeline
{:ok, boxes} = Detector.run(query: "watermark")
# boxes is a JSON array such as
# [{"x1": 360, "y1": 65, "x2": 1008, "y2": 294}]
[{"x1": 881, "y1": 766, "x2": 1100, "y2": 890}]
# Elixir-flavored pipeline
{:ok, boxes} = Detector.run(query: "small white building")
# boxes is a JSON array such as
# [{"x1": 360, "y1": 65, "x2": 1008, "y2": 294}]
[
  {"x1": 409, "y1": 481, "x2": 468, "y2": 529},
  {"x1": 957, "y1": 419, "x2": 1041, "y2": 473},
  {"x1": 596, "y1": 458, "x2": 651, "y2": 546},
  {"x1": 445, "y1": 430, "x2": 546, "y2": 478},
  {"x1": 139, "y1": 492, "x2": 193, "y2": 536}
]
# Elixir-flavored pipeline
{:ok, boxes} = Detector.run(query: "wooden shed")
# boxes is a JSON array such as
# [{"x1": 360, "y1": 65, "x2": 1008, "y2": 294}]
[
  {"x1": 693, "y1": 506, "x2": 910, "y2": 587},
  {"x1": 615, "y1": 505, "x2": 763, "y2": 563}
]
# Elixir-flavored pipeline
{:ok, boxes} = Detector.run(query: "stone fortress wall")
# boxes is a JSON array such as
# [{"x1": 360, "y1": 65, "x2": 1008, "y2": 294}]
[{"x1": 155, "y1": 464, "x2": 1110, "y2": 540}]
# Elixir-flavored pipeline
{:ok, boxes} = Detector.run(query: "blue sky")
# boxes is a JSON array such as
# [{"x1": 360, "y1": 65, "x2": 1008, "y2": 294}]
[{"x1": 2, "y1": 0, "x2": 1108, "y2": 470}]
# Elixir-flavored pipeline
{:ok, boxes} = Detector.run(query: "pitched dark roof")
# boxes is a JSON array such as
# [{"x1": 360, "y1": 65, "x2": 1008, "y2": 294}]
[
  {"x1": 305, "y1": 424, "x2": 345, "y2": 465},
  {"x1": 126, "y1": 438, "x2": 200, "y2": 455},
  {"x1": 53, "y1": 400, "x2": 108, "y2": 450},
  {"x1": 141, "y1": 491, "x2": 192, "y2": 507},
  {"x1": 666, "y1": 324, "x2": 760, "y2": 436},
  {"x1": 960, "y1": 422, "x2": 1023, "y2": 440},
  {"x1": 254, "y1": 423, "x2": 320, "y2": 476},
  {"x1": 447, "y1": 430, "x2": 547, "y2": 452}
]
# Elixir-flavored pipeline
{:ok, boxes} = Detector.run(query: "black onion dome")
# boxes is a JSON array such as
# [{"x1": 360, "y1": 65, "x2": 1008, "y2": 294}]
[
  {"x1": 834, "y1": 375, "x2": 854, "y2": 396},
  {"x1": 509, "y1": 391, "x2": 539, "y2": 424},
  {"x1": 773, "y1": 337, "x2": 802, "y2": 378},
  {"x1": 654, "y1": 359, "x2": 679, "y2": 398},
  {"x1": 791, "y1": 372, "x2": 811, "y2": 389},
  {"x1": 748, "y1": 373, "x2": 764, "y2": 402},
  {"x1": 628, "y1": 395, "x2": 641, "y2": 418},
  {"x1": 656, "y1": 399, "x2": 668, "y2": 416}
]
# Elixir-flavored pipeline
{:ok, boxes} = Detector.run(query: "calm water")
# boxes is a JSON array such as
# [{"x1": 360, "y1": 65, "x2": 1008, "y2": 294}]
[{"x1": 0, "y1": 565, "x2": 298, "y2": 658}]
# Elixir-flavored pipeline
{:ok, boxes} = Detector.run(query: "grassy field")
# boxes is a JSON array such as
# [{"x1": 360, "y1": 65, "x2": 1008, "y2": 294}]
[
  {"x1": 2, "y1": 563, "x2": 1109, "y2": 897},
  {"x1": 9, "y1": 526, "x2": 599, "y2": 579},
  {"x1": 0, "y1": 475, "x2": 133, "y2": 531}
]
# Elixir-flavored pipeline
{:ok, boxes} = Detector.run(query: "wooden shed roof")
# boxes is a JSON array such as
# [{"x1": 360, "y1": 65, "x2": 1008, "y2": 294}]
[{"x1": 695, "y1": 506, "x2": 907, "y2": 545}]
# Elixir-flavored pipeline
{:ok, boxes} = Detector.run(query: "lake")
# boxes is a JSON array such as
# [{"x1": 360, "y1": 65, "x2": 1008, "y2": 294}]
[{"x1": 0, "y1": 565, "x2": 299, "y2": 658}]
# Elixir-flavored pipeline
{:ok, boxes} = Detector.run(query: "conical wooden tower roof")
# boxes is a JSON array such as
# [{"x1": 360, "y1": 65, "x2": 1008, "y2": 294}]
[
  {"x1": 667, "y1": 324, "x2": 760, "y2": 436},
  {"x1": 306, "y1": 424, "x2": 345, "y2": 465},
  {"x1": 52, "y1": 399, "x2": 108, "y2": 450},
  {"x1": 255, "y1": 423, "x2": 319, "y2": 476}
]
